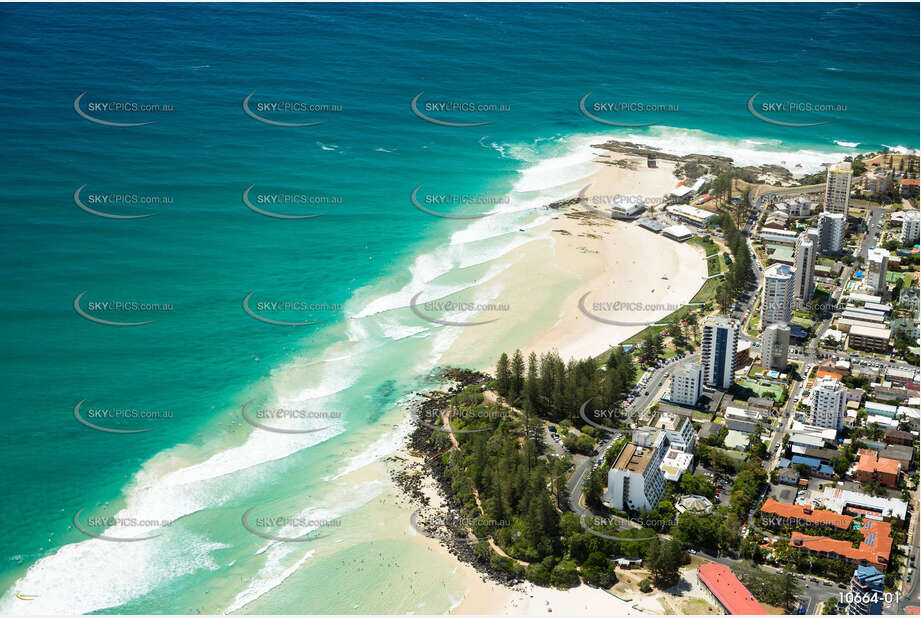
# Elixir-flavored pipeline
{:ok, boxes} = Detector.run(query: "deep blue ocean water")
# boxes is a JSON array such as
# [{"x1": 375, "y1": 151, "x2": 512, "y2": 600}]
[{"x1": 0, "y1": 2, "x2": 917, "y2": 613}]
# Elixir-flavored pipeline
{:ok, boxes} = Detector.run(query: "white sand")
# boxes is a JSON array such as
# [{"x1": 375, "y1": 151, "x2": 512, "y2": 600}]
[{"x1": 442, "y1": 153, "x2": 707, "y2": 369}]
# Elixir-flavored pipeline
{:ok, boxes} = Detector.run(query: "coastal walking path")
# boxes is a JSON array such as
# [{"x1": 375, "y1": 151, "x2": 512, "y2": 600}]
[{"x1": 438, "y1": 405, "x2": 529, "y2": 567}]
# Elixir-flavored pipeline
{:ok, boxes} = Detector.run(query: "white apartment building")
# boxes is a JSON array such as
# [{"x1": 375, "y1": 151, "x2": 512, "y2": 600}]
[
  {"x1": 701, "y1": 316, "x2": 739, "y2": 389},
  {"x1": 653, "y1": 413, "x2": 696, "y2": 453},
  {"x1": 810, "y1": 376, "x2": 847, "y2": 431},
  {"x1": 901, "y1": 210, "x2": 920, "y2": 245},
  {"x1": 761, "y1": 323, "x2": 790, "y2": 370},
  {"x1": 824, "y1": 161, "x2": 852, "y2": 216},
  {"x1": 865, "y1": 248, "x2": 890, "y2": 295},
  {"x1": 605, "y1": 429, "x2": 668, "y2": 512},
  {"x1": 776, "y1": 196, "x2": 814, "y2": 217},
  {"x1": 793, "y1": 230, "x2": 817, "y2": 308},
  {"x1": 762, "y1": 263, "x2": 794, "y2": 326},
  {"x1": 861, "y1": 168, "x2": 894, "y2": 194},
  {"x1": 818, "y1": 211, "x2": 846, "y2": 255},
  {"x1": 670, "y1": 363, "x2": 703, "y2": 407}
]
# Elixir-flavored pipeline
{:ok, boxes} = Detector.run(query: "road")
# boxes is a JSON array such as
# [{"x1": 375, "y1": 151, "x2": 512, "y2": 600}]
[
  {"x1": 624, "y1": 354, "x2": 700, "y2": 422},
  {"x1": 888, "y1": 486, "x2": 920, "y2": 614},
  {"x1": 566, "y1": 354, "x2": 699, "y2": 515},
  {"x1": 695, "y1": 548, "x2": 844, "y2": 614},
  {"x1": 749, "y1": 184, "x2": 825, "y2": 210}
]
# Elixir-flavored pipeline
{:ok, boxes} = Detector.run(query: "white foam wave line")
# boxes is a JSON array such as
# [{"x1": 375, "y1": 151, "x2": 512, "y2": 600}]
[
  {"x1": 0, "y1": 533, "x2": 227, "y2": 615},
  {"x1": 881, "y1": 144, "x2": 919, "y2": 154},
  {"x1": 325, "y1": 415, "x2": 417, "y2": 482},
  {"x1": 378, "y1": 321, "x2": 429, "y2": 341},
  {"x1": 223, "y1": 549, "x2": 315, "y2": 615},
  {"x1": 619, "y1": 125, "x2": 864, "y2": 173},
  {"x1": 353, "y1": 134, "x2": 614, "y2": 322},
  {"x1": 224, "y1": 481, "x2": 387, "y2": 614},
  {"x1": 0, "y1": 346, "x2": 360, "y2": 614}
]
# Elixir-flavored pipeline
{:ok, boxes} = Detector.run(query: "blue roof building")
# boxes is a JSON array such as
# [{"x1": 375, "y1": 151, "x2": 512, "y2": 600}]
[
  {"x1": 847, "y1": 565, "x2": 884, "y2": 615},
  {"x1": 791, "y1": 455, "x2": 821, "y2": 469}
]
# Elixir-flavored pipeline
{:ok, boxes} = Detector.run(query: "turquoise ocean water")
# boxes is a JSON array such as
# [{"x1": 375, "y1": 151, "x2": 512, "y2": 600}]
[{"x1": 0, "y1": 2, "x2": 917, "y2": 613}]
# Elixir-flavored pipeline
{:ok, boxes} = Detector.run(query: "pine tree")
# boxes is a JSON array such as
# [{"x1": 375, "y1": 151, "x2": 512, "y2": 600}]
[
  {"x1": 526, "y1": 352, "x2": 539, "y2": 411},
  {"x1": 496, "y1": 352, "x2": 511, "y2": 396},
  {"x1": 510, "y1": 349, "x2": 525, "y2": 401}
]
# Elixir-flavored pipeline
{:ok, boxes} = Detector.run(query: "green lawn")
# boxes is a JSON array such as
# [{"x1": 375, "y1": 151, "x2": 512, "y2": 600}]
[
  {"x1": 688, "y1": 237, "x2": 723, "y2": 276},
  {"x1": 738, "y1": 379, "x2": 784, "y2": 400}
]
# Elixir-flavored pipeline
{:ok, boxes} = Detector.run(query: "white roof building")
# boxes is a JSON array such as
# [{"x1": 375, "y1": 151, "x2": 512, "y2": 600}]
[
  {"x1": 659, "y1": 448, "x2": 695, "y2": 482},
  {"x1": 820, "y1": 487, "x2": 908, "y2": 521},
  {"x1": 662, "y1": 224, "x2": 694, "y2": 242}
]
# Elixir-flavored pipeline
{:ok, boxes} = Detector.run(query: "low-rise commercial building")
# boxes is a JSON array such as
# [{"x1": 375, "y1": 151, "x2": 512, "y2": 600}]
[
  {"x1": 666, "y1": 203, "x2": 716, "y2": 227},
  {"x1": 847, "y1": 324, "x2": 891, "y2": 353},
  {"x1": 820, "y1": 487, "x2": 908, "y2": 521},
  {"x1": 662, "y1": 224, "x2": 694, "y2": 242},
  {"x1": 697, "y1": 564, "x2": 766, "y2": 615}
]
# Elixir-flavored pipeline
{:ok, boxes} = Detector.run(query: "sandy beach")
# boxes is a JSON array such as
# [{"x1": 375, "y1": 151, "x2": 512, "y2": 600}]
[
  {"x1": 442, "y1": 152, "x2": 707, "y2": 370},
  {"x1": 392, "y1": 440, "x2": 652, "y2": 617},
  {"x1": 403, "y1": 152, "x2": 713, "y2": 615}
]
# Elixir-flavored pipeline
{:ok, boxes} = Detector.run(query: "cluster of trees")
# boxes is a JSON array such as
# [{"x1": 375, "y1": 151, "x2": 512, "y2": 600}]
[
  {"x1": 727, "y1": 462, "x2": 768, "y2": 519},
  {"x1": 829, "y1": 437, "x2": 867, "y2": 477},
  {"x1": 439, "y1": 391, "x2": 637, "y2": 589},
  {"x1": 560, "y1": 431, "x2": 595, "y2": 455},
  {"x1": 695, "y1": 441, "x2": 741, "y2": 474},
  {"x1": 734, "y1": 564, "x2": 803, "y2": 611},
  {"x1": 644, "y1": 538, "x2": 687, "y2": 588},
  {"x1": 713, "y1": 214, "x2": 753, "y2": 313},
  {"x1": 771, "y1": 540, "x2": 858, "y2": 582},
  {"x1": 635, "y1": 313, "x2": 700, "y2": 368},
  {"x1": 494, "y1": 348, "x2": 635, "y2": 427},
  {"x1": 585, "y1": 435, "x2": 628, "y2": 509}
]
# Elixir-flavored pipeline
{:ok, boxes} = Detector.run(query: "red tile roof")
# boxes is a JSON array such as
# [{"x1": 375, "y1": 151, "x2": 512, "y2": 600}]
[
  {"x1": 901, "y1": 178, "x2": 920, "y2": 186},
  {"x1": 760, "y1": 499, "x2": 852, "y2": 529},
  {"x1": 698, "y1": 563, "x2": 767, "y2": 615},
  {"x1": 791, "y1": 519, "x2": 892, "y2": 569},
  {"x1": 856, "y1": 449, "x2": 902, "y2": 477}
]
